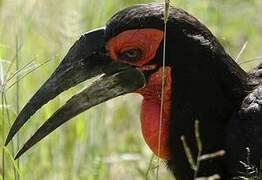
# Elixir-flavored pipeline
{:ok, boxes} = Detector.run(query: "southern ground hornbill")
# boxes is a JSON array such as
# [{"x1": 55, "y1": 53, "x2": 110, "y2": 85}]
[{"x1": 4, "y1": 3, "x2": 262, "y2": 179}]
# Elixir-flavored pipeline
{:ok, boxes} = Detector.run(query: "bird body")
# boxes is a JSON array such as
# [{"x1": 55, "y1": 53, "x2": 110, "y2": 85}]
[{"x1": 5, "y1": 3, "x2": 262, "y2": 179}]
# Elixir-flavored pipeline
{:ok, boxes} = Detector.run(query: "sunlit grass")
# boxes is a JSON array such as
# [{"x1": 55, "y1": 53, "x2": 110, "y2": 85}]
[{"x1": 0, "y1": 0, "x2": 262, "y2": 179}]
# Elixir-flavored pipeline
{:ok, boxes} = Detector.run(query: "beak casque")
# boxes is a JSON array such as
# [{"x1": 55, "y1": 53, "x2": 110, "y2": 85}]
[{"x1": 5, "y1": 27, "x2": 145, "y2": 159}]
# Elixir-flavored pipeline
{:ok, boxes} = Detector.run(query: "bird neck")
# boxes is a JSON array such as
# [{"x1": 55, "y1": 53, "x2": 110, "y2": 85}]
[
  {"x1": 213, "y1": 54, "x2": 256, "y2": 100},
  {"x1": 166, "y1": 37, "x2": 257, "y2": 176},
  {"x1": 136, "y1": 66, "x2": 172, "y2": 159}
]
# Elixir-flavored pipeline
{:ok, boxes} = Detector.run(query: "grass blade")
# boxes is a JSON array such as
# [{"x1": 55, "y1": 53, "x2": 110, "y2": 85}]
[
  {"x1": 6, "y1": 58, "x2": 53, "y2": 91},
  {"x1": 156, "y1": 1, "x2": 170, "y2": 179}
]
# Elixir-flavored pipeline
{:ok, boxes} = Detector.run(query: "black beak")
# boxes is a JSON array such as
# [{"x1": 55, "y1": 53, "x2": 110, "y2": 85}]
[{"x1": 5, "y1": 27, "x2": 145, "y2": 159}]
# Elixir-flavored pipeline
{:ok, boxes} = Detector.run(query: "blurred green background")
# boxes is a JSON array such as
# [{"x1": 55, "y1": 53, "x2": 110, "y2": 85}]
[{"x1": 0, "y1": 0, "x2": 261, "y2": 179}]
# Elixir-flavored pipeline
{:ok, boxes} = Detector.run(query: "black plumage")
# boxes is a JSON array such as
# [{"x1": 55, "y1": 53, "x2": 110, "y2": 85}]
[
  {"x1": 106, "y1": 4, "x2": 261, "y2": 179},
  {"x1": 5, "y1": 3, "x2": 262, "y2": 180}
]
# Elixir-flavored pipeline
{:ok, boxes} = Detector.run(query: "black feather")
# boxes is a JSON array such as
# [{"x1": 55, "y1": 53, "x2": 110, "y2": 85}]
[{"x1": 105, "y1": 3, "x2": 261, "y2": 179}]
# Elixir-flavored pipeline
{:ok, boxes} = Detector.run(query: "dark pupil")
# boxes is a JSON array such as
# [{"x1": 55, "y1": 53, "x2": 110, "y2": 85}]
[{"x1": 119, "y1": 48, "x2": 142, "y2": 61}]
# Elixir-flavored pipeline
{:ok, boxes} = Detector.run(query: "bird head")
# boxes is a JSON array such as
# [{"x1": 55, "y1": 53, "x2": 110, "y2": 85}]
[{"x1": 5, "y1": 4, "x2": 252, "y2": 162}]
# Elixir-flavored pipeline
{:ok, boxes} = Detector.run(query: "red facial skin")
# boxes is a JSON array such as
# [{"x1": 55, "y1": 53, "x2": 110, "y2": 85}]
[
  {"x1": 107, "y1": 29, "x2": 172, "y2": 159},
  {"x1": 137, "y1": 67, "x2": 172, "y2": 159}
]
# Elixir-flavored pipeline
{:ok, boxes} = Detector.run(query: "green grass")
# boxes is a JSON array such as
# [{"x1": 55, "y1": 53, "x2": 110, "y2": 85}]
[{"x1": 0, "y1": 0, "x2": 262, "y2": 179}]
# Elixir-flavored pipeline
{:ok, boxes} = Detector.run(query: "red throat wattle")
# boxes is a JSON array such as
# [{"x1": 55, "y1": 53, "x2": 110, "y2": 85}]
[
  {"x1": 106, "y1": 28, "x2": 171, "y2": 159},
  {"x1": 136, "y1": 67, "x2": 172, "y2": 160}
]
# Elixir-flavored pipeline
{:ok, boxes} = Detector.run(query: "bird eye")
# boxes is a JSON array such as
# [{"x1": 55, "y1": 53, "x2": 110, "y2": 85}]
[{"x1": 119, "y1": 48, "x2": 142, "y2": 61}]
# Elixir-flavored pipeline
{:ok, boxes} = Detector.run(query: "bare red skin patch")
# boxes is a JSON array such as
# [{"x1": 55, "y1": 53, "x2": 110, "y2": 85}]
[
  {"x1": 106, "y1": 29, "x2": 163, "y2": 66},
  {"x1": 136, "y1": 67, "x2": 172, "y2": 160},
  {"x1": 106, "y1": 29, "x2": 171, "y2": 159}
]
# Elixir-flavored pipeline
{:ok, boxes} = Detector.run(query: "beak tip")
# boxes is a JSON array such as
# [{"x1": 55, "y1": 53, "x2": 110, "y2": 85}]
[
  {"x1": 4, "y1": 141, "x2": 9, "y2": 146},
  {"x1": 15, "y1": 147, "x2": 26, "y2": 160},
  {"x1": 5, "y1": 117, "x2": 24, "y2": 146},
  {"x1": 14, "y1": 155, "x2": 19, "y2": 160},
  {"x1": 5, "y1": 134, "x2": 12, "y2": 146},
  {"x1": 14, "y1": 154, "x2": 21, "y2": 160}
]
